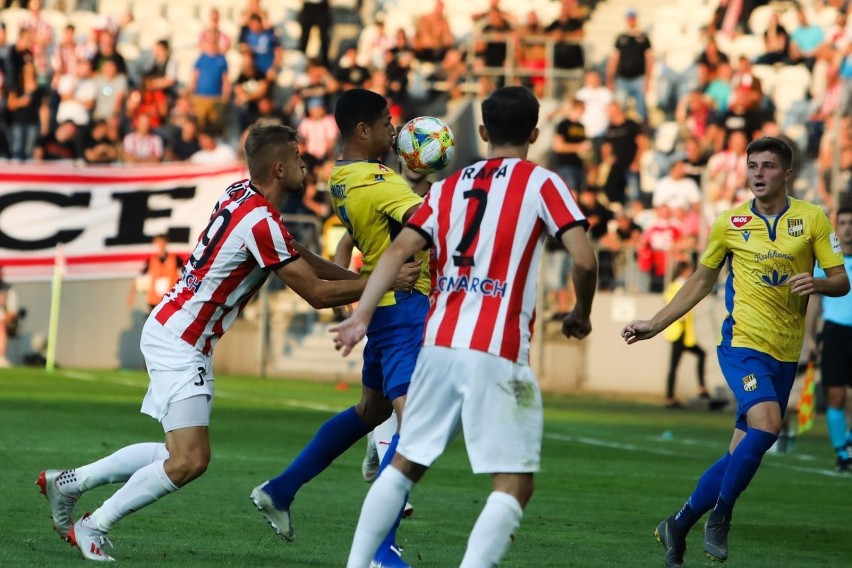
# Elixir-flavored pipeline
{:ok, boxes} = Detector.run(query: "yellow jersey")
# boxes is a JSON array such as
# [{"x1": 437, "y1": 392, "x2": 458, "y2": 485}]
[
  {"x1": 701, "y1": 198, "x2": 843, "y2": 362},
  {"x1": 663, "y1": 278, "x2": 697, "y2": 346},
  {"x1": 329, "y1": 160, "x2": 431, "y2": 306}
]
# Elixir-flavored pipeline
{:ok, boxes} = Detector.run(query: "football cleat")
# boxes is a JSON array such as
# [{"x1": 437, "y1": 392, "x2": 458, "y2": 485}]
[
  {"x1": 704, "y1": 515, "x2": 731, "y2": 562},
  {"x1": 836, "y1": 457, "x2": 851, "y2": 473},
  {"x1": 250, "y1": 482, "x2": 294, "y2": 542},
  {"x1": 370, "y1": 543, "x2": 409, "y2": 568},
  {"x1": 36, "y1": 469, "x2": 80, "y2": 540},
  {"x1": 655, "y1": 516, "x2": 686, "y2": 567},
  {"x1": 68, "y1": 513, "x2": 115, "y2": 562},
  {"x1": 402, "y1": 501, "x2": 414, "y2": 519},
  {"x1": 362, "y1": 433, "x2": 380, "y2": 483}
]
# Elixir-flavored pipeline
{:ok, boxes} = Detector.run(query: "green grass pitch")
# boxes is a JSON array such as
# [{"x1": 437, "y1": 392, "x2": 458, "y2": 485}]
[{"x1": 1, "y1": 367, "x2": 849, "y2": 567}]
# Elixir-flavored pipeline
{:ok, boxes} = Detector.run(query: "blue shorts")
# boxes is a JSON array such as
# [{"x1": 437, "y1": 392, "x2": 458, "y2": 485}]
[
  {"x1": 362, "y1": 291, "x2": 429, "y2": 401},
  {"x1": 717, "y1": 346, "x2": 798, "y2": 430}
]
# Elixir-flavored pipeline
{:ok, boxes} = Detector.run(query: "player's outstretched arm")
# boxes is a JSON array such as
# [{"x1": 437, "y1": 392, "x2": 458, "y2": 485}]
[
  {"x1": 331, "y1": 227, "x2": 427, "y2": 356},
  {"x1": 560, "y1": 225, "x2": 597, "y2": 340},
  {"x1": 788, "y1": 265, "x2": 850, "y2": 298},
  {"x1": 291, "y1": 240, "x2": 360, "y2": 281},
  {"x1": 622, "y1": 262, "x2": 721, "y2": 345},
  {"x1": 275, "y1": 257, "x2": 366, "y2": 309}
]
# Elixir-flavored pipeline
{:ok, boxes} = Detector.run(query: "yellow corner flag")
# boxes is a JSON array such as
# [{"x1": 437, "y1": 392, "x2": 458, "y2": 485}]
[{"x1": 797, "y1": 360, "x2": 816, "y2": 435}]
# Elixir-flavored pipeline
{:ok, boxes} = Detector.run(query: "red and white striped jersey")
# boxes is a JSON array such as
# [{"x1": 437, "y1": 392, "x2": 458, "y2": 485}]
[
  {"x1": 152, "y1": 179, "x2": 299, "y2": 354},
  {"x1": 407, "y1": 158, "x2": 587, "y2": 364}
]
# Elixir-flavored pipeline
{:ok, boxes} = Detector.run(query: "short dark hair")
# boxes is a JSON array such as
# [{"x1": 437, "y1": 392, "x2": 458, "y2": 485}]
[
  {"x1": 481, "y1": 86, "x2": 539, "y2": 146},
  {"x1": 746, "y1": 137, "x2": 793, "y2": 170},
  {"x1": 837, "y1": 207, "x2": 852, "y2": 218},
  {"x1": 334, "y1": 89, "x2": 388, "y2": 139},
  {"x1": 244, "y1": 123, "x2": 298, "y2": 179}
]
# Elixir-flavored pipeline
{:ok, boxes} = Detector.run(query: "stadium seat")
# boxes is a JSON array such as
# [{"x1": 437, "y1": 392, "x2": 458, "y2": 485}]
[
  {"x1": 98, "y1": 0, "x2": 130, "y2": 18},
  {"x1": 132, "y1": 2, "x2": 167, "y2": 23},
  {"x1": 68, "y1": 10, "x2": 101, "y2": 40},
  {"x1": 729, "y1": 34, "x2": 765, "y2": 62},
  {"x1": 165, "y1": 4, "x2": 199, "y2": 24},
  {"x1": 750, "y1": 64, "x2": 778, "y2": 99},
  {"x1": 747, "y1": 5, "x2": 776, "y2": 37},
  {"x1": 39, "y1": 9, "x2": 68, "y2": 32},
  {"x1": 172, "y1": 48, "x2": 200, "y2": 87},
  {"x1": 773, "y1": 65, "x2": 811, "y2": 118},
  {"x1": 813, "y1": 6, "x2": 839, "y2": 30},
  {"x1": 170, "y1": 20, "x2": 203, "y2": 51}
]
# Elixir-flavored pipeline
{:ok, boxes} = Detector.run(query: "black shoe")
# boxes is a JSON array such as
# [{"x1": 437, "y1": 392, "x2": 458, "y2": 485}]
[
  {"x1": 698, "y1": 391, "x2": 711, "y2": 400},
  {"x1": 655, "y1": 516, "x2": 686, "y2": 567},
  {"x1": 704, "y1": 514, "x2": 731, "y2": 562},
  {"x1": 708, "y1": 399, "x2": 729, "y2": 411},
  {"x1": 665, "y1": 400, "x2": 685, "y2": 409},
  {"x1": 836, "y1": 457, "x2": 851, "y2": 472}
]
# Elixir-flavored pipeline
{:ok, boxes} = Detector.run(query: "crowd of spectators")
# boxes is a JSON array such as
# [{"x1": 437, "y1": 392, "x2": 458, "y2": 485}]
[
  {"x1": 0, "y1": 0, "x2": 850, "y2": 297},
  {"x1": 543, "y1": 0, "x2": 852, "y2": 298}
]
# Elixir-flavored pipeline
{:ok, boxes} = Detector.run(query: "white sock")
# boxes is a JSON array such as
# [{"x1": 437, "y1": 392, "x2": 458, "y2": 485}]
[
  {"x1": 73, "y1": 443, "x2": 169, "y2": 493},
  {"x1": 347, "y1": 466, "x2": 413, "y2": 568},
  {"x1": 460, "y1": 492, "x2": 523, "y2": 568},
  {"x1": 90, "y1": 459, "x2": 177, "y2": 533},
  {"x1": 374, "y1": 412, "x2": 398, "y2": 465}
]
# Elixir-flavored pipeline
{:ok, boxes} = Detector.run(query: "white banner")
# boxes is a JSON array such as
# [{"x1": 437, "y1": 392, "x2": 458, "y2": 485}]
[{"x1": 0, "y1": 162, "x2": 248, "y2": 281}]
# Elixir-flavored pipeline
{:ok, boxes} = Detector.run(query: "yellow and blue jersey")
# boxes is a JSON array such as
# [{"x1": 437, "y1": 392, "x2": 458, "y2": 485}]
[
  {"x1": 701, "y1": 198, "x2": 843, "y2": 362},
  {"x1": 329, "y1": 160, "x2": 431, "y2": 306}
]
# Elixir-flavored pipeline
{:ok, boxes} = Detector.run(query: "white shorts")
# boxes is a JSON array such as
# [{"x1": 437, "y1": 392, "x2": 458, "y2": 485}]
[
  {"x1": 140, "y1": 318, "x2": 214, "y2": 428},
  {"x1": 161, "y1": 395, "x2": 213, "y2": 432},
  {"x1": 398, "y1": 346, "x2": 543, "y2": 474}
]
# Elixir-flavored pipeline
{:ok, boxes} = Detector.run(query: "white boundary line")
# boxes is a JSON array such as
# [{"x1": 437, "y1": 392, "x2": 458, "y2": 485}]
[{"x1": 544, "y1": 433, "x2": 846, "y2": 478}]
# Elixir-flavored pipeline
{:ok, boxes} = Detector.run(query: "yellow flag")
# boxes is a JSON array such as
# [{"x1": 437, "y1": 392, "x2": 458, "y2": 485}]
[{"x1": 797, "y1": 361, "x2": 816, "y2": 434}]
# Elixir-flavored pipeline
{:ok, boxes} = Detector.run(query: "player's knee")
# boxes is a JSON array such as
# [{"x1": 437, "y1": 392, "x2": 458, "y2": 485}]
[
  {"x1": 166, "y1": 451, "x2": 210, "y2": 486},
  {"x1": 493, "y1": 474, "x2": 534, "y2": 508},
  {"x1": 355, "y1": 396, "x2": 393, "y2": 427}
]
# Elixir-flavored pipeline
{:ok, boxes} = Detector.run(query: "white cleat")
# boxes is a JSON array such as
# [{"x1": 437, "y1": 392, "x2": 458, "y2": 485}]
[
  {"x1": 250, "y1": 482, "x2": 294, "y2": 542},
  {"x1": 362, "y1": 432, "x2": 380, "y2": 483},
  {"x1": 68, "y1": 514, "x2": 115, "y2": 562},
  {"x1": 36, "y1": 469, "x2": 79, "y2": 540},
  {"x1": 402, "y1": 501, "x2": 414, "y2": 518}
]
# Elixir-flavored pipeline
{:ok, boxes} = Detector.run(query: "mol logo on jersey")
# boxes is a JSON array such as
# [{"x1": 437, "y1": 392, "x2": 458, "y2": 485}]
[{"x1": 730, "y1": 215, "x2": 752, "y2": 228}]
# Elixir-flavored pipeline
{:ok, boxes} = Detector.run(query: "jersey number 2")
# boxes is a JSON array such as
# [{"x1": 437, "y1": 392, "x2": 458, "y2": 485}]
[{"x1": 453, "y1": 189, "x2": 487, "y2": 267}]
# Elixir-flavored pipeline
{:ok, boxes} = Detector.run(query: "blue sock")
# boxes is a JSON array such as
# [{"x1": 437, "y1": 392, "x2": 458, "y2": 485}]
[
  {"x1": 827, "y1": 408, "x2": 849, "y2": 459},
  {"x1": 673, "y1": 453, "x2": 731, "y2": 533},
  {"x1": 375, "y1": 434, "x2": 407, "y2": 557},
  {"x1": 265, "y1": 406, "x2": 372, "y2": 508},
  {"x1": 715, "y1": 428, "x2": 777, "y2": 519}
]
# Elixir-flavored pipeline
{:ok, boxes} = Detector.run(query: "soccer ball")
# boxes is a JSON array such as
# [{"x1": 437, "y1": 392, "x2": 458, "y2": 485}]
[{"x1": 396, "y1": 116, "x2": 456, "y2": 174}]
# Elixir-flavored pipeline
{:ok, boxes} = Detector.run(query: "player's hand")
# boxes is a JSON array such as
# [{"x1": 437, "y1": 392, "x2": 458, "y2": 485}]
[
  {"x1": 788, "y1": 272, "x2": 817, "y2": 296},
  {"x1": 330, "y1": 314, "x2": 368, "y2": 357},
  {"x1": 621, "y1": 320, "x2": 658, "y2": 344},
  {"x1": 391, "y1": 260, "x2": 422, "y2": 291},
  {"x1": 561, "y1": 309, "x2": 592, "y2": 340}
]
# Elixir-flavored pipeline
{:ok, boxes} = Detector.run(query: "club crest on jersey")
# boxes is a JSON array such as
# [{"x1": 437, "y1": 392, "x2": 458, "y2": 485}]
[
  {"x1": 787, "y1": 218, "x2": 803, "y2": 237},
  {"x1": 742, "y1": 373, "x2": 758, "y2": 392},
  {"x1": 730, "y1": 215, "x2": 752, "y2": 228}
]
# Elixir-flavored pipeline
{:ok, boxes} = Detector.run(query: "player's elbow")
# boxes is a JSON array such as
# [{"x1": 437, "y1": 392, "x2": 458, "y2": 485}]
[
  {"x1": 304, "y1": 290, "x2": 334, "y2": 310},
  {"x1": 572, "y1": 251, "x2": 598, "y2": 280},
  {"x1": 828, "y1": 277, "x2": 851, "y2": 297}
]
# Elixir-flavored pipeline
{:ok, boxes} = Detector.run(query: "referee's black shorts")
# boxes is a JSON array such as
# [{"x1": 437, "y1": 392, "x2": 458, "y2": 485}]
[{"x1": 821, "y1": 321, "x2": 852, "y2": 388}]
